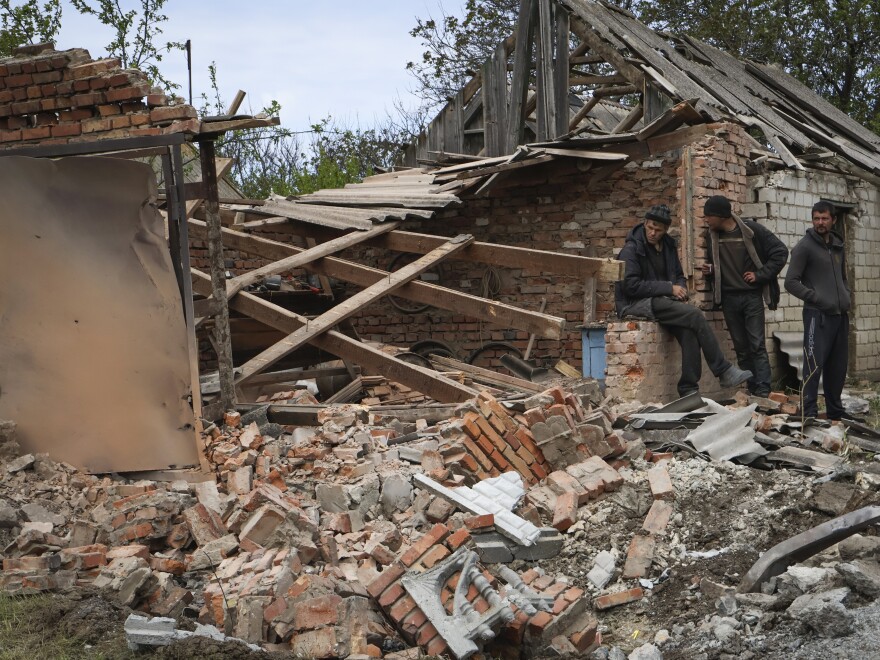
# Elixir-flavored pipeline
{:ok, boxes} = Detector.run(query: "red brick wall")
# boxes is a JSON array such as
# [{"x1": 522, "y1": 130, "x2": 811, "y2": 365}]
[
  {"x1": 345, "y1": 153, "x2": 682, "y2": 372},
  {"x1": 0, "y1": 45, "x2": 199, "y2": 148}
]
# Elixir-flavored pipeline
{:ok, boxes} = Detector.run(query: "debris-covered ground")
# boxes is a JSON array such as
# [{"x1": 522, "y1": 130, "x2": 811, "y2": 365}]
[{"x1": 1, "y1": 383, "x2": 880, "y2": 659}]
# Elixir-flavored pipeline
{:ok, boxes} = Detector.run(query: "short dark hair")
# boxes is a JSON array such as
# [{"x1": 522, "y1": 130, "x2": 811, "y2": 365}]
[{"x1": 812, "y1": 200, "x2": 836, "y2": 216}]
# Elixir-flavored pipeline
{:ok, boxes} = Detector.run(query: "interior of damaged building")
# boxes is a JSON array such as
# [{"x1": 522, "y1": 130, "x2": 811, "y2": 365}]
[{"x1": 3, "y1": 0, "x2": 880, "y2": 658}]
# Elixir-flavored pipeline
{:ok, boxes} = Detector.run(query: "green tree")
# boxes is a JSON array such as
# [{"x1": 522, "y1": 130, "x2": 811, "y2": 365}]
[
  {"x1": 407, "y1": 0, "x2": 520, "y2": 107},
  {"x1": 68, "y1": 0, "x2": 184, "y2": 91},
  {"x1": 0, "y1": 0, "x2": 61, "y2": 56},
  {"x1": 200, "y1": 64, "x2": 409, "y2": 199}
]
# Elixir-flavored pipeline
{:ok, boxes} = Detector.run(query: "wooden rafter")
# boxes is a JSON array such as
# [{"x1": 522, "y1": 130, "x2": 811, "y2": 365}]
[
  {"x1": 191, "y1": 270, "x2": 477, "y2": 403},
  {"x1": 233, "y1": 235, "x2": 476, "y2": 384},
  {"x1": 224, "y1": 222, "x2": 398, "y2": 299},
  {"x1": 188, "y1": 219, "x2": 571, "y2": 339}
]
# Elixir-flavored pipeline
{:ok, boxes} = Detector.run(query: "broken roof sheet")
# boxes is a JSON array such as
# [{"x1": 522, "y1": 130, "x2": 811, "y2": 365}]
[{"x1": 406, "y1": 0, "x2": 880, "y2": 176}]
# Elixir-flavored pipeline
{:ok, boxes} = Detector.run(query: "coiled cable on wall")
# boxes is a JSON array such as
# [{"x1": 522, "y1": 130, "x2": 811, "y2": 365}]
[{"x1": 480, "y1": 266, "x2": 502, "y2": 300}]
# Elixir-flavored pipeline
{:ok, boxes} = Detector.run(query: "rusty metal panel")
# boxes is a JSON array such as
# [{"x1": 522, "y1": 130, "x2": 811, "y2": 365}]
[{"x1": 0, "y1": 156, "x2": 199, "y2": 473}]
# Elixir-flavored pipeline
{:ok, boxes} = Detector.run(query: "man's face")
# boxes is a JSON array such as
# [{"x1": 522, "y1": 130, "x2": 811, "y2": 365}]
[
  {"x1": 812, "y1": 209, "x2": 835, "y2": 236},
  {"x1": 644, "y1": 219, "x2": 668, "y2": 246},
  {"x1": 703, "y1": 214, "x2": 726, "y2": 231}
]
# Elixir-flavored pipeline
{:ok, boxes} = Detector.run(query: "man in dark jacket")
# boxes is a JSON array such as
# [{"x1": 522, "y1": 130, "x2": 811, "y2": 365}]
[
  {"x1": 784, "y1": 200, "x2": 851, "y2": 420},
  {"x1": 615, "y1": 204, "x2": 752, "y2": 397},
  {"x1": 701, "y1": 195, "x2": 788, "y2": 397}
]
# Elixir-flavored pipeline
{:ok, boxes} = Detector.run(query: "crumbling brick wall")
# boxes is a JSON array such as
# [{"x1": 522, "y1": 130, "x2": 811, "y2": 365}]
[
  {"x1": 348, "y1": 145, "x2": 683, "y2": 372},
  {"x1": 0, "y1": 44, "x2": 200, "y2": 148}
]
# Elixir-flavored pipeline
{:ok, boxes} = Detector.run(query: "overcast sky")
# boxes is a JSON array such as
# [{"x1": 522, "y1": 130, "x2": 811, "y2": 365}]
[{"x1": 55, "y1": 0, "x2": 467, "y2": 131}]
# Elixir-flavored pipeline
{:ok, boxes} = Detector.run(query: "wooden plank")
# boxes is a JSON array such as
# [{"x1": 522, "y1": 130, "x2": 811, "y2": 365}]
[
  {"x1": 200, "y1": 216, "x2": 625, "y2": 284},
  {"x1": 235, "y1": 235, "x2": 476, "y2": 383},
  {"x1": 568, "y1": 16, "x2": 645, "y2": 87},
  {"x1": 568, "y1": 94, "x2": 601, "y2": 131},
  {"x1": 524, "y1": 297, "x2": 547, "y2": 360},
  {"x1": 535, "y1": 0, "x2": 557, "y2": 141},
  {"x1": 554, "y1": 5, "x2": 570, "y2": 139},
  {"x1": 570, "y1": 74, "x2": 628, "y2": 85},
  {"x1": 583, "y1": 276, "x2": 597, "y2": 324},
  {"x1": 191, "y1": 270, "x2": 477, "y2": 403},
  {"x1": 507, "y1": 0, "x2": 536, "y2": 152},
  {"x1": 611, "y1": 104, "x2": 644, "y2": 133},
  {"x1": 225, "y1": 222, "x2": 398, "y2": 299},
  {"x1": 188, "y1": 220, "x2": 570, "y2": 338},
  {"x1": 430, "y1": 355, "x2": 544, "y2": 393},
  {"x1": 483, "y1": 49, "x2": 501, "y2": 156},
  {"x1": 198, "y1": 140, "x2": 235, "y2": 412},
  {"x1": 243, "y1": 365, "x2": 357, "y2": 387},
  {"x1": 524, "y1": 147, "x2": 627, "y2": 160},
  {"x1": 453, "y1": 153, "x2": 555, "y2": 179},
  {"x1": 681, "y1": 145, "x2": 695, "y2": 279},
  {"x1": 305, "y1": 236, "x2": 335, "y2": 298},
  {"x1": 197, "y1": 116, "x2": 280, "y2": 136}
]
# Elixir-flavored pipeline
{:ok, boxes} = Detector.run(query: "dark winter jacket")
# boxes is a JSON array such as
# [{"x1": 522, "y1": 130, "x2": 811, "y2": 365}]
[
  {"x1": 704, "y1": 217, "x2": 788, "y2": 310},
  {"x1": 784, "y1": 228, "x2": 851, "y2": 315},
  {"x1": 614, "y1": 223, "x2": 686, "y2": 316}
]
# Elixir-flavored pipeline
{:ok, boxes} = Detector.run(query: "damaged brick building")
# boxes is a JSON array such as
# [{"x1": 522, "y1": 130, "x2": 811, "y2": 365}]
[{"x1": 348, "y1": 0, "x2": 880, "y2": 402}]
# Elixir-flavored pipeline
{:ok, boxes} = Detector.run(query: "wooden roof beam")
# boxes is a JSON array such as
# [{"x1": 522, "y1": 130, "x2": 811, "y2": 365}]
[
  {"x1": 191, "y1": 270, "x2": 476, "y2": 403},
  {"x1": 569, "y1": 18, "x2": 645, "y2": 88},
  {"x1": 234, "y1": 235, "x2": 476, "y2": 384},
  {"x1": 187, "y1": 220, "x2": 571, "y2": 339}
]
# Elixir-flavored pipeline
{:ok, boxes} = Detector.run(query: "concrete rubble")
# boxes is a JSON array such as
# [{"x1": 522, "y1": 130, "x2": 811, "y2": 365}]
[{"x1": 2, "y1": 384, "x2": 880, "y2": 658}]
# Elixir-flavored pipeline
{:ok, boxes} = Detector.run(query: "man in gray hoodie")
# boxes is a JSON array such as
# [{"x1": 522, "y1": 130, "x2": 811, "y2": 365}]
[{"x1": 784, "y1": 201, "x2": 852, "y2": 420}]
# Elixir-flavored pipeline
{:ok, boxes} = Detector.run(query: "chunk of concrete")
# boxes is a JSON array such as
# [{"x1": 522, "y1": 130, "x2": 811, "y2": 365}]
[
  {"x1": 836, "y1": 560, "x2": 880, "y2": 598},
  {"x1": 628, "y1": 643, "x2": 663, "y2": 660},
  {"x1": 838, "y1": 534, "x2": 880, "y2": 561},
  {"x1": 7, "y1": 454, "x2": 35, "y2": 473},
  {"x1": 380, "y1": 474, "x2": 412, "y2": 516},
  {"x1": 587, "y1": 550, "x2": 617, "y2": 589},
  {"x1": 798, "y1": 600, "x2": 855, "y2": 638},
  {"x1": 316, "y1": 483, "x2": 349, "y2": 513},
  {"x1": 787, "y1": 587, "x2": 850, "y2": 618}
]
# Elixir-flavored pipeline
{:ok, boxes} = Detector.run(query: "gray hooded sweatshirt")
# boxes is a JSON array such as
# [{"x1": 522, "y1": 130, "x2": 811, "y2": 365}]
[{"x1": 784, "y1": 228, "x2": 851, "y2": 315}]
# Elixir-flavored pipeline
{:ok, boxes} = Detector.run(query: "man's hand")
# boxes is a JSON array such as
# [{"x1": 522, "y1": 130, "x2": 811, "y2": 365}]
[
  {"x1": 701, "y1": 263, "x2": 713, "y2": 275},
  {"x1": 743, "y1": 271, "x2": 757, "y2": 284},
  {"x1": 672, "y1": 285, "x2": 688, "y2": 300}
]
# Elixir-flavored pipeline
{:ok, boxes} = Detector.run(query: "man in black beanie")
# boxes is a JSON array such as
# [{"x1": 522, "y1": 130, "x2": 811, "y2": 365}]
[
  {"x1": 615, "y1": 204, "x2": 752, "y2": 397},
  {"x1": 784, "y1": 200, "x2": 851, "y2": 420},
  {"x1": 701, "y1": 194, "x2": 788, "y2": 397}
]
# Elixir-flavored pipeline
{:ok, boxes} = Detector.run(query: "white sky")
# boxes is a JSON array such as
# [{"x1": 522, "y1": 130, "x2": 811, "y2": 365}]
[{"x1": 55, "y1": 0, "x2": 467, "y2": 130}]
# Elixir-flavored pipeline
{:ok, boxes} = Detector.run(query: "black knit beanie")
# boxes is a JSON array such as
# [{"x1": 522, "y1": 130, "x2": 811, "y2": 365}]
[
  {"x1": 703, "y1": 195, "x2": 732, "y2": 218},
  {"x1": 645, "y1": 204, "x2": 672, "y2": 226}
]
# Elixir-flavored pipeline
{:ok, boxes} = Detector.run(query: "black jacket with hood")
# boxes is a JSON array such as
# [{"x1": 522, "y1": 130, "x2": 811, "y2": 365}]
[
  {"x1": 784, "y1": 228, "x2": 851, "y2": 315},
  {"x1": 614, "y1": 223, "x2": 686, "y2": 316}
]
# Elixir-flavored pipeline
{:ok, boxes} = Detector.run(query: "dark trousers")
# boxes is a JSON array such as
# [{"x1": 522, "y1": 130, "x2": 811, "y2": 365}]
[
  {"x1": 721, "y1": 291, "x2": 771, "y2": 396},
  {"x1": 652, "y1": 297, "x2": 731, "y2": 396},
  {"x1": 802, "y1": 309, "x2": 849, "y2": 420}
]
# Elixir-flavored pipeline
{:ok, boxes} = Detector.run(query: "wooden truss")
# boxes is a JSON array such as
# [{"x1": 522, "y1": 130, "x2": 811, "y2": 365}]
[{"x1": 403, "y1": 0, "x2": 880, "y2": 179}]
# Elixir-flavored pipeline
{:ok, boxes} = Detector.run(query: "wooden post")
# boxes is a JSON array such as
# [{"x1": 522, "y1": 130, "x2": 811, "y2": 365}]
[
  {"x1": 198, "y1": 139, "x2": 235, "y2": 413},
  {"x1": 583, "y1": 277, "x2": 597, "y2": 324}
]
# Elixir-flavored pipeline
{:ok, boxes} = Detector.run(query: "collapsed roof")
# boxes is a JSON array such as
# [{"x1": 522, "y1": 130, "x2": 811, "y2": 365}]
[{"x1": 402, "y1": 0, "x2": 880, "y2": 179}]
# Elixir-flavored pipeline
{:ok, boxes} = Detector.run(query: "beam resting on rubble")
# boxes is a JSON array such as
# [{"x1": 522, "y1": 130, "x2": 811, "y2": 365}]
[{"x1": 191, "y1": 269, "x2": 477, "y2": 403}]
